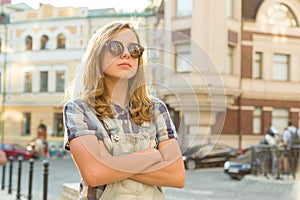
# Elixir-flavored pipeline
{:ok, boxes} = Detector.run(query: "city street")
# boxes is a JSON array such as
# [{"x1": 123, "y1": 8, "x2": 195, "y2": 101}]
[{"x1": 0, "y1": 156, "x2": 298, "y2": 200}]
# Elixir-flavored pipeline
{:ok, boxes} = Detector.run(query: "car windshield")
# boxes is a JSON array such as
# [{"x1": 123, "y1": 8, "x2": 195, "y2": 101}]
[
  {"x1": 0, "y1": 144, "x2": 13, "y2": 150},
  {"x1": 183, "y1": 145, "x2": 202, "y2": 155},
  {"x1": 237, "y1": 149, "x2": 252, "y2": 159}
]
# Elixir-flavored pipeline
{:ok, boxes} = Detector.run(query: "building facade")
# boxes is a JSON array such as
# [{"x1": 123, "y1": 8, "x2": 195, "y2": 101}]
[
  {"x1": 155, "y1": 0, "x2": 300, "y2": 149},
  {"x1": 1, "y1": 1, "x2": 300, "y2": 150},
  {"x1": 0, "y1": 3, "x2": 156, "y2": 146}
]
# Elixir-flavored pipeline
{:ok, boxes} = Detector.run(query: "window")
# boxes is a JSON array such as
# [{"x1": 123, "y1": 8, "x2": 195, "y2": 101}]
[
  {"x1": 53, "y1": 113, "x2": 64, "y2": 137},
  {"x1": 41, "y1": 35, "x2": 49, "y2": 50},
  {"x1": 176, "y1": 0, "x2": 192, "y2": 17},
  {"x1": 253, "y1": 52, "x2": 262, "y2": 79},
  {"x1": 22, "y1": 112, "x2": 31, "y2": 136},
  {"x1": 175, "y1": 43, "x2": 191, "y2": 72},
  {"x1": 253, "y1": 107, "x2": 262, "y2": 134},
  {"x1": 57, "y1": 33, "x2": 66, "y2": 49},
  {"x1": 272, "y1": 54, "x2": 289, "y2": 81},
  {"x1": 226, "y1": 45, "x2": 234, "y2": 74},
  {"x1": 272, "y1": 108, "x2": 289, "y2": 133},
  {"x1": 55, "y1": 71, "x2": 65, "y2": 92},
  {"x1": 25, "y1": 35, "x2": 33, "y2": 51},
  {"x1": 226, "y1": 0, "x2": 234, "y2": 18},
  {"x1": 40, "y1": 71, "x2": 48, "y2": 92},
  {"x1": 262, "y1": 3, "x2": 298, "y2": 27},
  {"x1": 24, "y1": 72, "x2": 32, "y2": 93}
]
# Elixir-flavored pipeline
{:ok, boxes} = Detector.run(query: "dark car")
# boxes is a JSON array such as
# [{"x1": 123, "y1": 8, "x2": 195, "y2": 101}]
[
  {"x1": 182, "y1": 143, "x2": 240, "y2": 170},
  {"x1": 0, "y1": 143, "x2": 36, "y2": 160},
  {"x1": 223, "y1": 146, "x2": 254, "y2": 180}
]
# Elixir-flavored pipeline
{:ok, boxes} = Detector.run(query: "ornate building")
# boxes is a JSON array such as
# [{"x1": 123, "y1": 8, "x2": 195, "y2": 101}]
[
  {"x1": 155, "y1": 0, "x2": 300, "y2": 149},
  {"x1": 0, "y1": 3, "x2": 156, "y2": 146},
  {"x1": 1, "y1": 1, "x2": 300, "y2": 151}
]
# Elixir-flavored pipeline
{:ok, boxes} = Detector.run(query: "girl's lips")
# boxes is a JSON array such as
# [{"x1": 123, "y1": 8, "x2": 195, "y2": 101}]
[{"x1": 118, "y1": 62, "x2": 131, "y2": 67}]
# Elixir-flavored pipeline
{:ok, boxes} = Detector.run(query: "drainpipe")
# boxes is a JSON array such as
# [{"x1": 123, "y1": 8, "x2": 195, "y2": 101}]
[{"x1": 238, "y1": 2, "x2": 244, "y2": 150}]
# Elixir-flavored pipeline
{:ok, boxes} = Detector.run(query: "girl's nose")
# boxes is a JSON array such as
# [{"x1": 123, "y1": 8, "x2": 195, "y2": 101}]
[{"x1": 120, "y1": 47, "x2": 130, "y2": 58}]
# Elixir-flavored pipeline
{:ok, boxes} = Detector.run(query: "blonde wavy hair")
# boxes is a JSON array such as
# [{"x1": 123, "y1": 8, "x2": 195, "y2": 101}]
[{"x1": 64, "y1": 20, "x2": 153, "y2": 125}]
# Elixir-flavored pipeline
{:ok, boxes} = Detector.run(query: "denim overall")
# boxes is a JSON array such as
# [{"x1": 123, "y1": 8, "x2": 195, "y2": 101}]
[{"x1": 98, "y1": 117, "x2": 165, "y2": 200}]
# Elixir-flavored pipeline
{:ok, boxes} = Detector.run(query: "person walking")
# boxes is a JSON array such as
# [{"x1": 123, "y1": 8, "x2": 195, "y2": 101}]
[
  {"x1": 31, "y1": 124, "x2": 49, "y2": 158},
  {"x1": 281, "y1": 120, "x2": 300, "y2": 179},
  {"x1": 63, "y1": 20, "x2": 185, "y2": 199},
  {"x1": 259, "y1": 126, "x2": 279, "y2": 178}
]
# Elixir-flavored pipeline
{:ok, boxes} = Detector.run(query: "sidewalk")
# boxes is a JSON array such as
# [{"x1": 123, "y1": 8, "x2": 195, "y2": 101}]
[
  {"x1": 244, "y1": 174, "x2": 297, "y2": 183},
  {"x1": 0, "y1": 189, "x2": 16, "y2": 200},
  {"x1": 244, "y1": 174, "x2": 300, "y2": 200}
]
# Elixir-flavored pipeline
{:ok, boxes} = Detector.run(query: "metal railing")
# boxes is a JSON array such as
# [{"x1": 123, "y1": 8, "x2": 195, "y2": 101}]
[
  {"x1": 251, "y1": 144, "x2": 300, "y2": 179},
  {"x1": 1, "y1": 156, "x2": 49, "y2": 200}
]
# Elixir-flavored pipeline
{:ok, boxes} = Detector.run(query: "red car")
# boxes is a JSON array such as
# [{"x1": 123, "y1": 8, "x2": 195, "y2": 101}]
[{"x1": 0, "y1": 143, "x2": 36, "y2": 160}]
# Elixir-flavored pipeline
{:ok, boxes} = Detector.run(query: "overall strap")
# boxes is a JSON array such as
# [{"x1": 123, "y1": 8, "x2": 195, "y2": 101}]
[{"x1": 102, "y1": 117, "x2": 119, "y2": 135}]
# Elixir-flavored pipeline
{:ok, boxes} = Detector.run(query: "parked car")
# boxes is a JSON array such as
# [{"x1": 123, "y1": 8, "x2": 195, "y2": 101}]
[
  {"x1": 182, "y1": 143, "x2": 240, "y2": 170},
  {"x1": 0, "y1": 143, "x2": 36, "y2": 160},
  {"x1": 224, "y1": 146, "x2": 254, "y2": 180}
]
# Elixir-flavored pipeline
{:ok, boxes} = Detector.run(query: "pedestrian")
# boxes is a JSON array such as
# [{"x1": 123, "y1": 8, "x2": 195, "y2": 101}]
[
  {"x1": 259, "y1": 126, "x2": 277, "y2": 146},
  {"x1": 281, "y1": 120, "x2": 299, "y2": 179},
  {"x1": 0, "y1": 149, "x2": 7, "y2": 165},
  {"x1": 63, "y1": 20, "x2": 185, "y2": 199},
  {"x1": 259, "y1": 126, "x2": 279, "y2": 178},
  {"x1": 34, "y1": 124, "x2": 49, "y2": 158}
]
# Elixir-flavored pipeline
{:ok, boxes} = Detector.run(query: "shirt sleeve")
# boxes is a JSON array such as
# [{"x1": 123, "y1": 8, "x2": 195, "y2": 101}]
[
  {"x1": 152, "y1": 98, "x2": 178, "y2": 143},
  {"x1": 63, "y1": 99, "x2": 102, "y2": 150},
  {"x1": 282, "y1": 130, "x2": 290, "y2": 143},
  {"x1": 265, "y1": 135, "x2": 275, "y2": 145}
]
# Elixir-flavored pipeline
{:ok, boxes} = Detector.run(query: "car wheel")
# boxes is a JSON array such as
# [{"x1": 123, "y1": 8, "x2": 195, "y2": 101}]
[
  {"x1": 229, "y1": 174, "x2": 243, "y2": 180},
  {"x1": 186, "y1": 159, "x2": 197, "y2": 170}
]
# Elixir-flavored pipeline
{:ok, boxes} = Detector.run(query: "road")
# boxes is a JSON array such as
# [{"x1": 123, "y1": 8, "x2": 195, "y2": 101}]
[
  {"x1": 165, "y1": 168, "x2": 297, "y2": 200},
  {"x1": 0, "y1": 156, "x2": 298, "y2": 200}
]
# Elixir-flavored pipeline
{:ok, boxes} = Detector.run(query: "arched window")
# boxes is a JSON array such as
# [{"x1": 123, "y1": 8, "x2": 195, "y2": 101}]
[
  {"x1": 41, "y1": 34, "x2": 49, "y2": 50},
  {"x1": 25, "y1": 35, "x2": 33, "y2": 51},
  {"x1": 262, "y1": 3, "x2": 298, "y2": 27},
  {"x1": 57, "y1": 33, "x2": 66, "y2": 49}
]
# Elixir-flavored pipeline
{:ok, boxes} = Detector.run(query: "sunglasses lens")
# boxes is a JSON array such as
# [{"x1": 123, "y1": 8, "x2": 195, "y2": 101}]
[
  {"x1": 128, "y1": 44, "x2": 144, "y2": 58},
  {"x1": 106, "y1": 41, "x2": 144, "y2": 58},
  {"x1": 109, "y1": 41, "x2": 123, "y2": 56}
]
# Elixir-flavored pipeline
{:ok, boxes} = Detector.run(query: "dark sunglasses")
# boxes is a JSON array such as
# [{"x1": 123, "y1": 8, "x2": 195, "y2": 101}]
[{"x1": 104, "y1": 40, "x2": 144, "y2": 58}]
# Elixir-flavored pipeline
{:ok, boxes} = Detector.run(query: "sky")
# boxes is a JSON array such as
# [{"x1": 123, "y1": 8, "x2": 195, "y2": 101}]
[{"x1": 11, "y1": 0, "x2": 151, "y2": 12}]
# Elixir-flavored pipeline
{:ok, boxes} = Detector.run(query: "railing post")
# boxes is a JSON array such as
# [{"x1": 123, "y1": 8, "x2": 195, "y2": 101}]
[
  {"x1": 8, "y1": 156, "x2": 13, "y2": 194},
  {"x1": 28, "y1": 158, "x2": 34, "y2": 200},
  {"x1": 1, "y1": 164, "x2": 5, "y2": 190},
  {"x1": 16, "y1": 156, "x2": 23, "y2": 200},
  {"x1": 251, "y1": 147, "x2": 257, "y2": 175},
  {"x1": 43, "y1": 160, "x2": 49, "y2": 200}
]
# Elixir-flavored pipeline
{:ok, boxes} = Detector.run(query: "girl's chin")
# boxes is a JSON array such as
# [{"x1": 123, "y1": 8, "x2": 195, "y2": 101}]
[{"x1": 106, "y1": 72, "x2": 136, "y2": 81}]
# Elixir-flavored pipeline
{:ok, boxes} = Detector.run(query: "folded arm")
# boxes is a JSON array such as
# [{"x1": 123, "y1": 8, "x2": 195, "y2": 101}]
[
  {"x1": 130, "y1": 139, "x2": 186, "y2": 188},
  {"x1": 69, "y1": 134, "x2": 162, "y2": 187}
]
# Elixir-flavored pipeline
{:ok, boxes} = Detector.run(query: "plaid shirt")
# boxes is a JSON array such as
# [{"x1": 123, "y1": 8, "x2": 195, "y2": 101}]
[{"x1": 63, "y1": 97, "x2": 177, "y2": 199}]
